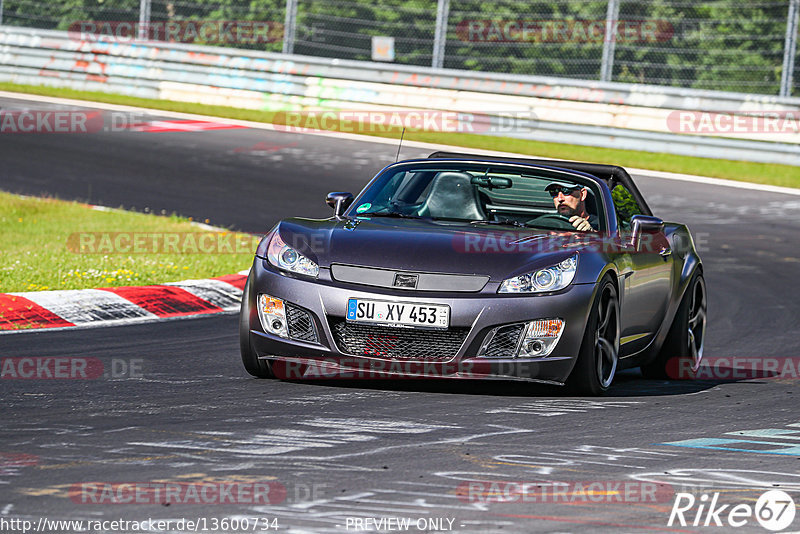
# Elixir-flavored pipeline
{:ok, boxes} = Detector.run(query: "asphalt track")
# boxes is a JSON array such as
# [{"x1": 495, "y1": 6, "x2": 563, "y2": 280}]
[{"x1": 2, "y1": 95, "x2": 800, "y2": 533}]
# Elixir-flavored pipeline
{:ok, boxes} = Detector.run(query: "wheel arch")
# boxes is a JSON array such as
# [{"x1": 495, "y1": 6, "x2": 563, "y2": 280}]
[
  {"x1": 638, "y1": 229, "x2": 704, "y2": 366},
  {"x1": 563, "y1": 265, "x2": 620, "y2": 379}
]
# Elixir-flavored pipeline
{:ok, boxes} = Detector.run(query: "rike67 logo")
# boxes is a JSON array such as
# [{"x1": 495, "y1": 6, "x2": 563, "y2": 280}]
[{"x1": 668, "y1": 490, "x2": 796, "y2": 531}]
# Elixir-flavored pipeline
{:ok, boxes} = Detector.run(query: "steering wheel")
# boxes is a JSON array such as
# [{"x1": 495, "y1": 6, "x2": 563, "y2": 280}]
[{"x1": 527, "y1": 214, "x2": 575, "y2": 230}]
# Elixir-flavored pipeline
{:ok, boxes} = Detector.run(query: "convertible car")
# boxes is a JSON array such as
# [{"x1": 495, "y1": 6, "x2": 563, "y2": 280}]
[{"x1": 240, "y1": 152, "x2": 706, "y2": 394}]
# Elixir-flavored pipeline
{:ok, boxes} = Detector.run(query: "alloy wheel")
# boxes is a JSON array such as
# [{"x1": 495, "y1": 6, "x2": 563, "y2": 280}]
[
  {"x1": 687, "y1": 276, "x2": 707, "y2": 372},
  {"x1": 594, "y1": 285, "x2": 619, "y2": 388}
]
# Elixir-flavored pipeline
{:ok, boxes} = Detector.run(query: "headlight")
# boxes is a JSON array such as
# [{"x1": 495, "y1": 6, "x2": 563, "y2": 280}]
[
  {"x1": 267, "y1": 234, "x2": 319, "y2": 277},
  {"x1": 499, "y1": 254, "x2": 578, "y2": 294}
]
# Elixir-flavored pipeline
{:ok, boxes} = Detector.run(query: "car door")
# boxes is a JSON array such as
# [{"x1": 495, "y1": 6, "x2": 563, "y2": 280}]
[{"x1": 612, "y1": 184, "x2": 674, "y2": 356}]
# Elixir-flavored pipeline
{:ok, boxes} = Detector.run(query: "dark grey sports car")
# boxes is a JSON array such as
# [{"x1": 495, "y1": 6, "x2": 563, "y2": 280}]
[{"x1": 240, "y1": 152, "x2": 706, "y2": 394}]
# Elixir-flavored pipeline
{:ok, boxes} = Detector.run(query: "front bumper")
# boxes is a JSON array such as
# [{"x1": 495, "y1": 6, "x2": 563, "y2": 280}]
[{"x1": 245, "y1": 258, "x2": 597, "y2": 384}]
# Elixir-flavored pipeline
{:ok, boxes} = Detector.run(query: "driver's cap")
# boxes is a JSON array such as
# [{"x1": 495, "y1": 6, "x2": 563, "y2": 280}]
[{"x1": 544, "y1": 181, "x2": 582, "y2": 192}]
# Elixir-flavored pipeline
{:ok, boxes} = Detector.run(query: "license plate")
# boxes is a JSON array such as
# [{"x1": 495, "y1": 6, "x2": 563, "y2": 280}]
[{"x1": 347, "y1": 299, "x2": 450, "y2": 329}]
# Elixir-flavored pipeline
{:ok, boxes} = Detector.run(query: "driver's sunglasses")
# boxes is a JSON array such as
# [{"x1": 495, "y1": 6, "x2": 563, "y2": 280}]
[{"x1": 548, "y1": 186, "x2": 580, "y2": 197}]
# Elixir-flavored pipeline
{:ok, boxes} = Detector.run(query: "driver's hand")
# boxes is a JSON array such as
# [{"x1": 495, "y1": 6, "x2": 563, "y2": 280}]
[{"x1": 569, "y1": 215, "x2": 592, "y2": 231}]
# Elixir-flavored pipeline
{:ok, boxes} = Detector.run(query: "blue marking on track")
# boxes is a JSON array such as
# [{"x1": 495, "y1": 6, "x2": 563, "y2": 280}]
[{"x1": 661, "y1": 437, "x2": 800, "y2": 455}]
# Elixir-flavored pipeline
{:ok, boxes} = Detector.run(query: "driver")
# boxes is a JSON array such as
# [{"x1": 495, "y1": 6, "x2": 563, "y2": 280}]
[{"x1": 540, "y1": 182, "x2": 598, "y2": 231}]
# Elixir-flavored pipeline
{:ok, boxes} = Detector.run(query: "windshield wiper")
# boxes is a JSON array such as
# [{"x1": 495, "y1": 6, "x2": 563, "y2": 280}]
[
  {"x1": 470, "y1": 219, "x2": 527, "y2": 228},
  {"x1": 360, "y1": 211, "x2": 424, "y2": 219}
]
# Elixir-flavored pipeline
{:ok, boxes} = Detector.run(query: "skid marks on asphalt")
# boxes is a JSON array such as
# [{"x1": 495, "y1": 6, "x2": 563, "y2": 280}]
[
  {"x1": 242, "y1": 445, "x2": 685, "y2": 533},
  {"x1": 257, "y1": 390, "x2": 405, "y2": 406},
  {"x1": 0, "y1": 451, "x2": 39, "y2": 485},
  {"x1": 485, "y1": 399, "x2": 642, "y2": 417},
  {"x1": 420, "y1": 446, "x2": 681, "y2": 530},
  {"x1": 236, "y1": 145, "x2": 428, "y2": 173},
  {"x1": 125, "y1": 418, "x2": 481, "y2": 458},
  {"x1": 263, "y1": 493, "x2": 514, "y2": 534},
  {"x1": 631, "y1": 468, "x2": 800, "y2": 493}
]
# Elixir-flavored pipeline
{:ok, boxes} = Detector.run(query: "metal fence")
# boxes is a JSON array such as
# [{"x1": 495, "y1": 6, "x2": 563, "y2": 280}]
[
  {"x1": 2, "y1": 25, "x2": 799, "y2": 165},
  {"x1": 1, "y1": 0, "x2": 798, "y2": 97}
]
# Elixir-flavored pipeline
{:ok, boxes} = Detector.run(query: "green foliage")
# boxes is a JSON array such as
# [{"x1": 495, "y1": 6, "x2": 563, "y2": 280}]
[
  {"x1": 611, "y1": 185, "x2": 642, "y2": 229},
  {"x1": 1, "y1": 0, "x2": 796, "y2": 93},
  {"x1": 0, "y1": 191, "x2": 255, "y2": 292}
]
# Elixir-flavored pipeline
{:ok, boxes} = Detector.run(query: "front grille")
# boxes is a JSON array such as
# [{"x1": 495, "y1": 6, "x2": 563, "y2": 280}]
[
  {"x1": 482, "y1": 323, "x2": 525, "y2": 358},
  {"x1": 329, "y1": 319, "x2": 470, "y2": 362},
  {"x1": 286, "y1": 304, "x2": 318, "y2": 343}
]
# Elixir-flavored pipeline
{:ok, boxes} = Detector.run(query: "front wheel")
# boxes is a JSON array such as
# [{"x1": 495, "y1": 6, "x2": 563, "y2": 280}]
[
  {"x1": 567, "y1": 278, "x2": 620, "y2": 395},
  {"x1": 240, "y1": 272, "x2": 275, "y2": 379},
  {"x1": 641, "y1": 271, "x2": 706, "y2": 379}
]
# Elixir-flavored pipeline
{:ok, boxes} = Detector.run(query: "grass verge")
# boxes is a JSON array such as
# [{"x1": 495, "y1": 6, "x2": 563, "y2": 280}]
[
  {"x1": 0, "y1": 191, "x2": 257, "y2": 292},
  {"x1": 2, "y1": 81, "x2": 798, "y2": 188}
]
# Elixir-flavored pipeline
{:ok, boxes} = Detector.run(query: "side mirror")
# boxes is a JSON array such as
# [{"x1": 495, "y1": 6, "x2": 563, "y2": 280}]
[
  {"x1": 629, "y1": 215, "x2": 664, "y2": 251},
  {"x1": 326, "y1": 192, "x2": 354, "y2": 219}
]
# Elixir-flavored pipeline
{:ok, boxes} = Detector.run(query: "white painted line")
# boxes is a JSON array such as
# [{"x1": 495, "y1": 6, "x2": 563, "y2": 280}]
[
  {"x1": 2, "y1": 90, "x2": 797, "y2": 195},
  {"x1": 627, "y1": 167, "x2": 800, "y2": 196},
  {"x1": 164, "y1": 279, "x2": 243, "y2": 311},
  {"x1": 189, "y1": 221, "x2": 227, "y2": 231},
  {"x1": 10, "y1": 289, "x2": 157, "y2": 325},
  {"x1": 89, "y1": 202, "x2": 230, "y2": 231}
]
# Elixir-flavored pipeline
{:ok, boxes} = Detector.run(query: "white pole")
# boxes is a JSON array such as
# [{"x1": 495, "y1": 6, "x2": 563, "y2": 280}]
[
  {"x1": 600, "y1": 0, "x2": 620, "y2": 82},
  {"x1": 138, "y1": 0, "x2": 151, "y2": 40},
  {"x1": 780, "y1": 0, "x2": 799, "y2": 97},
  {"x1": 432, "y1": 0, "x2": 450, "y2": 69},
  {"x1": 283, "y1": 0, "x2": 298, "y2": 55}
]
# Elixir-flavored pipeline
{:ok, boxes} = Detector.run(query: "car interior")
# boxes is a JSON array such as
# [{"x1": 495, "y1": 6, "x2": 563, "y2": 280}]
[{"x1": 367, "y1": 168, "x2": 601, "y2": 231}]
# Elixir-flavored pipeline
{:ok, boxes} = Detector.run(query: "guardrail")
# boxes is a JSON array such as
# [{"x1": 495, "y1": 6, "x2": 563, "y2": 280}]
[{"x1": 1, "y1": 26, "x2": 799, "y2": 166}]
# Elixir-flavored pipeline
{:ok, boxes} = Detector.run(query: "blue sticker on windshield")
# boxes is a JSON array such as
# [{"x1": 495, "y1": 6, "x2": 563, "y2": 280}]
[{"x1": 356, "y1": 203, "x2": 371, "y2": 213}]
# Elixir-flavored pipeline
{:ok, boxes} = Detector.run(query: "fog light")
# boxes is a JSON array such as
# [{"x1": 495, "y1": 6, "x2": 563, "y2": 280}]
[
  {"x1": 517, "y1": 319, "x2": 564, "y2": 358},
  {"x1": 525, "y1": 340, "x2": 545, "y2": 355},
  {"x1": 258, "y1": 294, "x2": 288, "y2": 338}
]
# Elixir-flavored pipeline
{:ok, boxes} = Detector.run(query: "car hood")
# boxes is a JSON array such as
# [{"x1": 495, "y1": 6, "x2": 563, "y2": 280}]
[{"x1": 274, "y1": 217, "x2": 598, "y2": 281}]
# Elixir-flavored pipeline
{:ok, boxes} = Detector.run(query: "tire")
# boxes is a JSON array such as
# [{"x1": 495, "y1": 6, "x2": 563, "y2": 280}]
[
  {"x1": 240, "y1": 272, "x2": 275, "y2": 379},
  {"x1": 567, "y1": 277, "x2": 620, "y2": 396},
  {"x1": 641, "y1": 271, "x2": 707, "y2": 380}
]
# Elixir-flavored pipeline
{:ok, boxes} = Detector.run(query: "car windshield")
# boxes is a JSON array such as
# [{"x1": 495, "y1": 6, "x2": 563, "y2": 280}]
[{"x1": 347, "y1": 162, "x2": 604, "y2": 232}]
